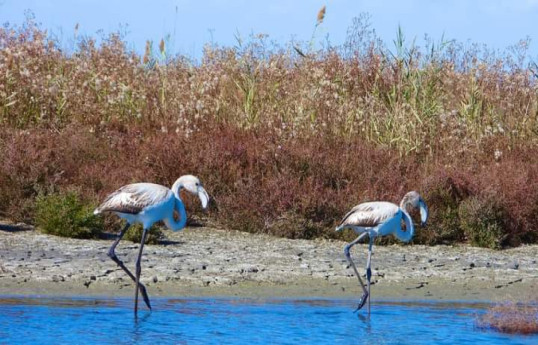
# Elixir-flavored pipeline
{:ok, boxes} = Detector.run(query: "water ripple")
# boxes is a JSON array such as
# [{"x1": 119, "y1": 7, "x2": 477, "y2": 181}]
[{"x1": 0, "y1": 296, "x2": 535, "y2": 344}]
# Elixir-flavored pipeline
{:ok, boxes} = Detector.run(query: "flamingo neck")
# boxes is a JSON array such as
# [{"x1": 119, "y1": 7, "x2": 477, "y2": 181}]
[
  {"x1": 395, "y1": 209, "x2": 414, "y2": 242},
  {"x1": 165, "y1": 197, "x2": 187, "y2": 231},
  {"x1": 399, "y1": 198, "x2": 409, "y2": 211},
  {"x1": 171, "y1": 179, "x2": 183, "y2": 199}
]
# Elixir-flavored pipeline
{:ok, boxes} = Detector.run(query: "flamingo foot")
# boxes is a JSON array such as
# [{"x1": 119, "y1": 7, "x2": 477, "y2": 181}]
[
  {"x1": 139, "y1": 284, "x2": 152, "y2": 311},
  {"x1": 353, "y1": 291, "x2": 369, "y2": 313}
]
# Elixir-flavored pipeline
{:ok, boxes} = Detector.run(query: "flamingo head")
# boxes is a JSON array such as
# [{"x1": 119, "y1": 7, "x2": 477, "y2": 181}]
[
  {"x1": 173, "y1": 175, "x2": 210, "y2": 209},
  {"x1": 400, "y1": 191, "x2": 428, "y2": 226}
]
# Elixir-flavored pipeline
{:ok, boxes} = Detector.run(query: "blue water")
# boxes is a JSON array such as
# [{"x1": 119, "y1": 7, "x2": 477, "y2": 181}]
[{"x1": 0, "y1": 297, "x2": 536, "y2": 344}]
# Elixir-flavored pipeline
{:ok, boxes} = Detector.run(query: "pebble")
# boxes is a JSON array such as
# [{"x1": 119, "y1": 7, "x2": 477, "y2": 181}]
[
  {"x1": 52, "y1": 275, "x2": 64, "y2": 282},
  {"x1": 1, "y1": 227, "x2": 536, "y2": 291}
]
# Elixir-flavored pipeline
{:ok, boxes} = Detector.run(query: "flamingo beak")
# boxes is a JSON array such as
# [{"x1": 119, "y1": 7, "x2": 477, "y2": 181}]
[
  {"x1": 419, "y1": 199, "x2": 428, "y2": 226},
  {"x1": 197, "y1": 186, "x2": 209, "y2": 209}
]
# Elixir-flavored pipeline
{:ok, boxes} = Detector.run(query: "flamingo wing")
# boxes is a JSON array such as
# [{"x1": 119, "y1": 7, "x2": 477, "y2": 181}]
[
  {"x1": 95, "y1": 183, "x2": 171, "y2": 215},
  {"x1": 337, "y1": 201, "x2": 399, "y2": 230}
]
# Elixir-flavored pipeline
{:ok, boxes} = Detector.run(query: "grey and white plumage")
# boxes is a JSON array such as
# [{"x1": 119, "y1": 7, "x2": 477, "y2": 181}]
[
  {"x1": 94, "y1": 174, "x2": 210, "y2": 317},
  {"x1": 336, "y1": 191, "x2": 428, "y2": 240},
  {"x1": 336, "y1": 191, "x2": 429, "y2": 313},
  {"x1": 94, "y1": 175, "x2": 209, "y2": 230},
  {"x1": 337, "y1": 202, "x2": 400, "y2": 230},
  {"x1": 95, "y1": 183, "x2": 171, "y2": 215}
]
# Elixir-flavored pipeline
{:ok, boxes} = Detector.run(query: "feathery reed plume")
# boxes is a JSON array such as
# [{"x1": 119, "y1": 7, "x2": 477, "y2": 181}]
[
  {"x1": 317, "y1": 5, "x2": 326, "y2": 25},
  {"x1": 159, "y1": 38, "x2": 165, "y2": 55},
  {"x1": 310, "y1": 5, "x2": 327, "y2": 50},
  {"x1": 143, "y1": 40, "x2": 151, "y2": 64}
]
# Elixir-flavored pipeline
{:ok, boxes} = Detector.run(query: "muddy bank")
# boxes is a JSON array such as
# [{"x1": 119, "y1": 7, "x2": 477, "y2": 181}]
[{"x1": 1, "y1": 226, "x2": 537, "y2": 301}]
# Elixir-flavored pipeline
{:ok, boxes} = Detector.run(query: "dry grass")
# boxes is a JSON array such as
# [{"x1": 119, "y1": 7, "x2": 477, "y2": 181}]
[
  {"x1": 2, "y1": 17, "x2": 537, "y2": 153},
  {"x1": 478, "y1": 301, "x2": 538, "y2": 335},
  {"x1": 0, "y1": 17, "x2": 538, "y2": 245}
]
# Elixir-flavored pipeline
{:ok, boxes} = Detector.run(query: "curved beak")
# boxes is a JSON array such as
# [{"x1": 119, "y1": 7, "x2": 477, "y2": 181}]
[
  {"x1": 197, "y1": 186, "x2": 209, "y2": 209},
  {"x1": 419, "y1": 198, "x2": 428, "y2": 226}
]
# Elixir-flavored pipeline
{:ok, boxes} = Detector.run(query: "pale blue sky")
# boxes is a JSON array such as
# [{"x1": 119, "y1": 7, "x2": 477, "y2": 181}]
[{"x1": 1, "y1": 0, "x2": 537, "y2": 58}]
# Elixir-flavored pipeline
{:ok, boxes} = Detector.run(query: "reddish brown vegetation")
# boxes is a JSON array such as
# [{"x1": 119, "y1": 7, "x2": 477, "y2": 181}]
[
  {"x1": 1, "y1": 19, "x2": 537, "y2": 246},
  {"x1": 2, "y1": 125, "x2": 537, "y2": 245},
  {"x1": 479, "y1": 302, "x2": 538, "y2": 335}
]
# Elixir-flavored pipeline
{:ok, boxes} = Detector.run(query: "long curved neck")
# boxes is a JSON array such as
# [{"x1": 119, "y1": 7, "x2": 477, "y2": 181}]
[
  {"x1": 171, "y1": 179, "x2": 183, "y2": 198},
  {"x1": 166, "y1": 179, "x2": 187, "y2": 231},
  {"x1": 165, "y1": 196, "x2": 187, "y2": 231},
  {"x1": 395, "y1": 209, "x2": 414, "y2": 242}
]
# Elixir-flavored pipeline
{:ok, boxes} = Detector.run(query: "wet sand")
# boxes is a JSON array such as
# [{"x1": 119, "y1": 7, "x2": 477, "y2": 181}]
[{"x1": 1, "y1": 226, "x2": 537, "y2": 302}]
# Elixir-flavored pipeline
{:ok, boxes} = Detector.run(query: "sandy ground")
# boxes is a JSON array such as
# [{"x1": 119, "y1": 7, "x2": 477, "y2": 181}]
[{"x1": 1, "y1": 224, "x2": 537, "y2": 302}]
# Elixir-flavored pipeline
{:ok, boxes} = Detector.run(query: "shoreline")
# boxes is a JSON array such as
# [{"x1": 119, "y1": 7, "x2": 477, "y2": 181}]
[
  {"x1": 1, "y1": 226, "x2": 537, "y2": 302},
  {"x1": 1, "y1": 278, "x2": 535, "y2": 302}
]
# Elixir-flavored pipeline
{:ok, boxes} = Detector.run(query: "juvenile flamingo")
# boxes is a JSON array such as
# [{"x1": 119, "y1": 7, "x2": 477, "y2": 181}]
[
  {"x1": 336, "y1": 191, "x2": 428, "y2": 313},
  {"x1": 94, "y1": 175, "x2": 209, "y2": 316}
]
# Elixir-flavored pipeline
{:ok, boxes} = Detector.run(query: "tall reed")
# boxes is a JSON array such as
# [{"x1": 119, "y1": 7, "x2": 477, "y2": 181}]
[{"x1": 1, "y1": 17, "x2": 537, "y2": 245}]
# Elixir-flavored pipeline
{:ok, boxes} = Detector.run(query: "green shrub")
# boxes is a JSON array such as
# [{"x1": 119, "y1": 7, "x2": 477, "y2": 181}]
[
  {"x1": 35, "y1": 191, "x2": 102, "y2": 239},
  {"x1": 124, "y1": 224, "x2": 164, "y2": 245},
  {"x1": 459, "y1": 195, "x2": 508, "y2": 249}
]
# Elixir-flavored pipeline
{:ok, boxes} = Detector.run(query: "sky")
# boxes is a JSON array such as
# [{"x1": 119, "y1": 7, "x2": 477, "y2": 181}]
[{"x1": 1, "y1": 0, "x2": 537, "y2": 59}]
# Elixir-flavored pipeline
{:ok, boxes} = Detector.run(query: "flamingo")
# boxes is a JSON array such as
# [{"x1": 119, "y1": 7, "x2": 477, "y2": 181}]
[
  {"x1": 93, "y1": 175, "x2": 209, "y2": 316},
  {"x1": 336, "y1": 191, "x2": 428, "y2": 314}
]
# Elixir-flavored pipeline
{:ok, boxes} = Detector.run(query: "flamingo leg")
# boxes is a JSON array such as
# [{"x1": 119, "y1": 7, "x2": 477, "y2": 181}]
[
  {"x1": 134, "y1": 227, "x2": 149, "y2": 317},
  {"x1": 107, "y1": 223, "x2": 152, "y2": 311},
  {"x1": 366, "y1": 236, "x2": 374, "y2": 315},
  {"x1": 344, "y1": 232, "x2": 369, "y2": 312}
]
